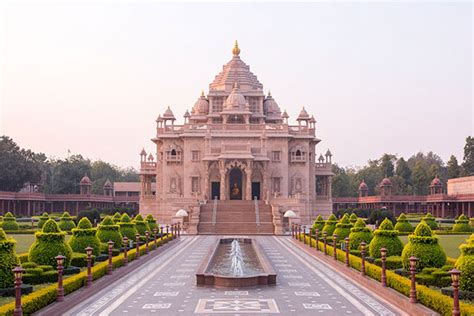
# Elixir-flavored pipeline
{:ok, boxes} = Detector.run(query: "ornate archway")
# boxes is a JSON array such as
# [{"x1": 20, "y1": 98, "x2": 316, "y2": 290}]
[{"x1": 229, "y1": 168, "x2": 243, "y2": 200}]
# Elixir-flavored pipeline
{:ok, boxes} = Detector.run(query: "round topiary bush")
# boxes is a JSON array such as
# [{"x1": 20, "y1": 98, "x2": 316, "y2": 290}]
[
  {"x1": 118, "y1": 213, "x2": 138, "y2": 240},
  {"x1": 37, "y1": 212, "x2": 50, "y2": 229},
  {"x1": 133, "y1": 214, "x2": 150, "y2": 236},
  {"x1": 333, "y1": 214, "x2": 352, "y2": 242},
  {"x1": 455, "y1": 234, "x2": 474, "y2": 292},
  {"x1": 349, "y1": 218, "x2": 373, "y2": 250},
  {"x1": 322, "y1": 214, "x2": 338, "y2": 236},
  {"x1": 452, "y1": 214, "x2": 472, "y2": 233},
  {"x1": 112, "y1": 212, "x2": 122, "y2": 224},
  {"x1": 369, "y1": 218, "x2": 404, "y2": 258},
  {"x1": 311, "y1": 215, "x2": 325, "y2": 235},
  {"x1": 394, "y1": 213, "x2": 414, "y2": 233},
  {"x1": 401, "y1": 221, "x2": 447, "y2": 271},
  {"x1": 29, "y1": 219, "x2": 72, "y2": 268},
  {"x1": 349, "y1": 213, "x2": 358, "y2": 225},
  {"x1": 0, "y1": 228, "x2": 19, "y2": 288},
  {"x1": 421, "y1": 212, "x2": 438, "y2": 230},
  {"x1": 97, "y1": 216, "x2": 123, "y2": 248},
  {"x1": 1, "y1": 212, "x2": 19, "y2": 230},
  {"x1": 68, "y1": 217, "x2": 101, "y2": 256},
  {"x1": 146, "y1": 214, "x2": 158, "y2": 232},
  {"x1": 57, "y1": 211, "x2": 76, "y2": 232}
]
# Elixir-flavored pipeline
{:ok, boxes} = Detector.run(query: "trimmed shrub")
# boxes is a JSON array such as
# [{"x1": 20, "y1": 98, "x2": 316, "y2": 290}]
[
  {"x1": 146, "y1": 214, "x2": 158, "y2": 232},
  {"x1": 37, "y1": 212, "x2": 50, "y2": 229},
  {"x1": 1, "y1": 212, "x2": 19, "y2": 230},
  {"x1": 394, "y1": 213, "x2": 414, "y2": 233},
  {"x1": 118, "y1": 213, "x2": 138, "y2": 240},
  {"x1": 68, "y1": 217, "x2": 101, "y2": 256},
  {"x1": 0, "y1": 228, "x2": 19, "y2": 288},
  {"x1": 401, "y1": 222, "x2": 446, "y2": 271},
  {"x1": 367, "y1": 209, "x2": 396, "y2": 225},
  {"x1": 333, "y1": 214, "x2": 352, "y2": 242},
  {"x1": 349, "y1": 218, "x2": 373, "y2": 250},
  {"x1": 311, "y1": 215, "x2": 325, "y2": 235},
  {"x1": 421, "y1": 212, "x2": 438, "y2": 230},
  {"x1": 452, "y1": 214, "x2": 471, "y2": 233},
  {"x1": 57, "y1": 211, "x2": 76, "y2": 232},
  {"x1": 97, "y1": 216, "x2": 123, "y2": 248},
  {"x1": 133, "y1": 214, "x2": 150, "y2": 236},
  {"x1": 322, "y1": 214, "x2": 337, "y2": 236},
  {"x1": 70, "y1": 252, "x2": 95, "y2": 267},
  {"x1": 374, "y1": 256, "x2": 403, "y2": 270},
  {"x1": 112, "y1": 212, "x2": 122, "y2": 223},
  {"x1": 28, "y1": 219, "x2": 72, "y2": 268},
  {"x1": 369, "y1": 218, "x2": 403, "y2": 258},
  {"x1": 77, "y1": 209, "x2": 101, "y2": 226},
  {"x1": 349, "y1": 213, "x2": 358, "y2": 224},
  {"x1": 455, "y1": 234, "x2": 474, "y2": 292}
]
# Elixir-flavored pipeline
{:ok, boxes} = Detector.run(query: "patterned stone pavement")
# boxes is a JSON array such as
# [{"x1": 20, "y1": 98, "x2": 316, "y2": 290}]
[{"x1": 64, "y1": 236, "x2": 404, "y2": 316}]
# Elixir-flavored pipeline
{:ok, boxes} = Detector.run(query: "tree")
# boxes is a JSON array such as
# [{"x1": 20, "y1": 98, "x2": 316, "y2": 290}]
[
  {"x1": 428, "y1": 164, "x2": 439, "y2": 181},
  {"x1": 447, "y1": 155, "x2": 461, "y2": 179},
  {"x1": 396, "y1": 158, "x2": 411, "y2": 184},
  {"x1": 395, "y1": 157, "x2": 412, "y2": 194},
  {"x1": 44, "y1": 155, "x2": 91, "y2": 194},
  {"x1": 462, "y1": 136, "x2": 474, "y2": 176},
  {"x1": 379, "y1": 154, "x2": 395, "y2": 177},
  {"x1": 412, "y1": 161, "x2": 428, "y2": 195},
  {"x1": 331, "y1": 164, "x2": 353, "y2": 197}
]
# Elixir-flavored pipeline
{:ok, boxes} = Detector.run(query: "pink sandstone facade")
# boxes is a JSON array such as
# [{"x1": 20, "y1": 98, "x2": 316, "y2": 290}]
[{"x1": 139, "y1": 42, "x2": 333, "y2": 234}]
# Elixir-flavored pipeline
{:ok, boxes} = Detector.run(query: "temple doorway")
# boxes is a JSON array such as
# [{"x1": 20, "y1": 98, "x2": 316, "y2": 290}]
[
  {"x1": 252, "y1": 182, "x2": 261, "y2": 200},
  {"x1": 229, "y1": 168, "x2": 243, "y2": 200},
  {"x1": 211, "y1": 182, "x2": 220, "y2": 200}
]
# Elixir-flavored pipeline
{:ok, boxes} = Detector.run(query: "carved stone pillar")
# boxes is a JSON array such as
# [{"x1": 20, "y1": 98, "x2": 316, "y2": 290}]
[
  {"x1": 219, "y1": 161, "x2": 226, "y2": 200},
  {"x1": 246, "y1": 161, "x2": 253, "y2": 200},
  {"x1": 204, "y1": 162, "x2": 209, "y2": 200}
]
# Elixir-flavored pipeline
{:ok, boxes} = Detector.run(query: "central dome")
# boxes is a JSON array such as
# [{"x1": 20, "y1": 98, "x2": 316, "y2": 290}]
[{"x1": 223, "y1": 83, "x2": 249, "y2": 111}]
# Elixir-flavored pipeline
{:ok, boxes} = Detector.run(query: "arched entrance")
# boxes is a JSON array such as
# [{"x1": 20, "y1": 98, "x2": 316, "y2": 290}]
[{"x1": 229, "y1": 168, "x2": 243, "y2": 200}]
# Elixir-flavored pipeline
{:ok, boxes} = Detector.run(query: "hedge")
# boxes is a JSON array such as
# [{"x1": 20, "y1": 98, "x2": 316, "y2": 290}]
[
  {"x1": 311, "y1": 215, "x2": 325, "y2": 235},
  {"x1": 452, "y1": 214, "x2": 471, "y2": 233},
  {"x1": 37, "y1": 213, "x2": 50, "y2": 229},
  {"x1": 146, "y1": 214, "x2": 158, "y2": 232},
  {"x1": 57, "y1": 212, "x2": 76, "y2": 232},
  {"x1": 348, "y1": 218, "x2": 373, "y2": 250},
  {"x1": 421, "y1": 213, "x2": 438, "y2": 230},
  {"x1": 332, "y1": 214, "x2": 352, "y2": 242},
  {"x1": 1, "y1": 212, "x2": 19, "y2": 230},
  {"x1": 97, "y1": 216, "x2": 123, "y2": 248},
  {"x1": 0, "y1": 228, "x2": 19, "y2": 288},
  {"x1": 369, "y1": 218, "x2": 403, "y2": 258},
  {"x1": 0, "y1": 234, "x2": 173, "y2": 315},
  {"x1": 296, "y1": 233, "x2": 474, "y2": 316},
  {"x1": 133, "y1": 214, "x2": 150, "y2": 236},
  {"x1": 394, "y1": 213, "x2": 414, "y2": 233},
  {"x1": 68, "y1": 218, "x2": 101, "y2": 256},
  {"x1": 118, "y1": 213, "x2": 138, "y2": 240},
  {"x1": 322, "y1": 214, "x2": 337, "y2": 236},
  {"x1": 455, "y1": 234, "x2": 474, "y2": 292}
]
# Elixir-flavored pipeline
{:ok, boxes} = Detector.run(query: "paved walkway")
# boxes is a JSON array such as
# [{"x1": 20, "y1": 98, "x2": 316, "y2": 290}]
[{"x1": 64, "y1": 236, "x2": 404, "y2": 315}]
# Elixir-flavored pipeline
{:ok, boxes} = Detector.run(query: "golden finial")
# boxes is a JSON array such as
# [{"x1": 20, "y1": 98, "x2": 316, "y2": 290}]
[
  {"x1": 268, "y1": 90, "x2": 272, "y2": 97},
  {"x1": 201, "y1": 90, "x2": 205, "y2": 97},
  {"x1": 232, "y1": 40, "x2": 240, "y2": 56}
]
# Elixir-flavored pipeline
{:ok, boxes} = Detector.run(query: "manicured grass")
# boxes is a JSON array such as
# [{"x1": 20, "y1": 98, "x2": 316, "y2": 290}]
[
  {"x1": 399, "y1": 234, "x2": 470, "y2": 259},
  {"x1": 7, "y1": 234, "x2": 71, "y2": 254}
]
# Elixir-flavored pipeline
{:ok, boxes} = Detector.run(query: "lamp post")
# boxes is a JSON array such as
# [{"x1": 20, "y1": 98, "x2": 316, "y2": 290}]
[
  {"x1": 55, "y1": 254, "x2": 65, "y2": 302},
  {"x1": 291, "y1": 223, "x2": 294, "y2": 238},
  {"x1": 450, "y1": 269, "x2": 461, "y2": 316},
  {"x1": 380, "y1": 247, "x2": 387, "y2": 287},
  {"x1": 409, "y1": 256, "x2": 419, "y2": 303},
  {"x1": 178, "y1": 223, "x2": 181, "y2": 238},
  {"x1": 85, "y1": 246, "x2": 93, "y2": 287},
  {"x1": 145, "y1": 231, "x2": 150, "y2": 254},
  {"x1": 135, "y1": 233, "x2": 140, "y2": 259},
  {"x1": 123, "y1": 237, "x2": 128, "y2": 266},
  {"x1": 315, "y1": 229, "x2": 319, "y2": 251},
  {"x1": 13, "y1": 266, "x2": 25, "y2": 316},
  {"x1": 303, "y1": 226, "x2": 306, "y2": 245},
  {"x1": 344, "y1": 237, "x2": 350, "y2": 267},
  {"x1": 332, "y1": 234, "x2": 338, "y2": 260},
  {"x1": 323, "y1": 231, "x2": 327, "y2": 255},
  {"x1": 166, "y1": 224, "x2": 169, "y2": 236},
  {"x1": 360, "y1": 242, "x2": 366, "y2": 276},
  {"x1": 153, "y1": 227, "x2": 158, "y2": 249},
  {"x1": 309, "y1": 229, "x2": 313, "y2": 248},
  {"x1": 107, "y1": 241, "x2": 114, "y2": 274}
]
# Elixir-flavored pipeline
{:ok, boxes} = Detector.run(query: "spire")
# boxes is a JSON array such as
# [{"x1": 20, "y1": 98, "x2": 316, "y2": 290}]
[
  {"x1": 268, "y1": 90, "x2": 272, "y2": 97},
  {"x1": 201, "y1": 90, "x2": 205, "y2": 97},
  {"x1": 232, "y1": 40, "x2": 240, "y2": 56}
]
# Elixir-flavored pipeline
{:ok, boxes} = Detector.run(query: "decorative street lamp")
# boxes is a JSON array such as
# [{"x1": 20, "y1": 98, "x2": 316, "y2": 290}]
[
  {"x1": 344, "y1": 237, "x2": 350, "y2": 267},
  {"x1": 85, "y1": 246, "x2": 93, "y2": 287},
  {"x1": 302, "y1": 226, "x2": 306, "y2": 245},
  {"x1": 323, "y1": 231, "x2": 327, "y2": 255},
  {"x1": 166, "y1": 224, "x2": 169, "y2": 236},
  {"x1": 135, "y1": 234, "x2": 140, "y2": 259},
  {"x1": 332, "y1": 234, "x2": 338, "y2": 260},
  {"x1": 290, "y1": 223, "x2": 294, "y2": 238},
  {"x1": 315, "y1": 229, "x2": 319, "y2": 251},
  {"x1": 409, "y1": 256, "x2": 419, "y2": 303},
  {"x1": 175, "y1": 209, "x2": 188, "y2": 237},
  {"x1": 107, "y1": 241, "x2": 114, "y2": 274},
  {"x1": 55, "y1": 254, "x2": 65, "y2": 302},
  {"x1": 13, "y1": 266, "x2": 25, "y2": 316},
  {"x1": 178, "y1": 223, "x2": 181, "y2": 238},
  {"x1": 309, "y1": 229, "x2": 313, "y2": 248},
  {"x1": 283, "y1": 210, "x2": 297, "y2": 236},
  {"x1": 360, "y1": 242, "x2": 366, "y2": 276},
  {"x1": 123, "y1": 237, "x2": 128, "y2": 266},
  {"x1": 145, "y1": 231, "x2": 150, "y2": 254},
  {"x1": 380, "y1": 247, "x2": 388, "y2": 287},
  {"x1": 298, "y1": 225, "x2": 301, "y2": 241},
  {"x1": 450, "y1": 269, "x2": 461, "y2": 316},
  {"x1": 153, "y1": 227, "x2": 158, "y2": 248}
]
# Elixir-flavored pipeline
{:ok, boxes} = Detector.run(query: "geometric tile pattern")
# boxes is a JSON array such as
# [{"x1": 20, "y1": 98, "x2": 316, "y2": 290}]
[{"x1": 195, "y1": 299, "x2": 279, "y2": 314}]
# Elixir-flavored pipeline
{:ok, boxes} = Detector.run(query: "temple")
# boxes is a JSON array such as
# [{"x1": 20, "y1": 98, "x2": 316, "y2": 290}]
[{"x1": 139, "y1": 42, "x2": 333, "y2": 234}]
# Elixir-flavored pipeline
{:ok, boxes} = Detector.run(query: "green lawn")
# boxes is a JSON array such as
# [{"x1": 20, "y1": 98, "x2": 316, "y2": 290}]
[
  {"x1": 7, "y1": 234, "x2": 71, "y2": 254},
  {"x1": 399, "y1": 234, "x2": 470, "y2": 259}
]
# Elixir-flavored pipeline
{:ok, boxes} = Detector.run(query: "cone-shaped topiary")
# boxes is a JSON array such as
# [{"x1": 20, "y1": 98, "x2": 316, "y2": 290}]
[
  {"x1": 369, "y1": 218, "x2": 403, "y2": 258},
  {"x1": 452, "y1": 214, "x2": 472, "y2": 233},
  {"x1": 29, "y1": 219, "x2": 72, "y2": 268},
  {"x1": 68, "y1": 217, "x2": 101, "y2": 256},
  {"x1": 455, "y1": 234, "x2": 474, "y2": 292},
  {"x1": 146, "y1": 214, "x2": 158, "y2": 232},
  {"x1": 421, "y1": 212, "x2": 438, "y2": 230},
  {"x1": 133, "y1": 214, "x2": 150, "y2": 236},
  {"x1": 37, "y1": 212, "x2": 50, "y2": 229},
  {"x1": 118, "y1": 213, "x2": 138, "y2": 240},
  {"x1": 311, "y1": 215, "x2": 325, "y2": 235},
  {"x1": 112, "y1": 212, "x2": 122, "y2": 223},
  {"x1": 333, "y1": 214, "x2": 353, "y2": 242},
  {"x1": 1, "y1": 212, "x2": 19, "y2": 230},
  {"x1": 394, "y1": 213, "x2": 414, "y2": 233},
  {"x1": 349, "y1": 213, "x2": 358, "y2": 224},
  {"x1": 97, "y1": 216, "x2": 123, "y2": 248},
  {"x1": 322, "y1": 214, "x2": 338, "y2": 236},
  {"x1": 0, "y1": 228, "x2": 19, "y2": 288},
  {"x1": 57, "y1": 211, "x2": 76, "y2": 232},
  {"x1": 401, "y1": 221, "x2": 447, "y2": 271},
  {"x1": 349, "y1": 218, "x2": 373, "y2": 250}
]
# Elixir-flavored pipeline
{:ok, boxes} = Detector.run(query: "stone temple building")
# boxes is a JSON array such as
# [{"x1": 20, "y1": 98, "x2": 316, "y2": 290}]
[{"x1": 139, "y1": 42, "x2": 333, "y2": 234}]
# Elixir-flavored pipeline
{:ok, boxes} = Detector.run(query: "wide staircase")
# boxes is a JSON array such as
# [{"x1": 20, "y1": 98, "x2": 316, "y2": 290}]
[{"x1": 198, "y1": 200, "x2": 274, "y2": 234}]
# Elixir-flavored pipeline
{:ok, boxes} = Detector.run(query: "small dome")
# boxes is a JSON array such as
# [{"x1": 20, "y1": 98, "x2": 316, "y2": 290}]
[
  {"x1": 223, "y1": 82, "x2": 248, "y2": 111},
  {"x1": 175, "y1": 209, "x2": 189, "y2": 217},
  {"x1": 359, "y1": 180, "x2": 368, "y2": 190},
  {"x1": 140, "y1": 148, "x2": 147, "y2": 156},
  {"x1": 162, "y1": 106, "x2": 176, "y2": 120},
  {"x1": 283, "y1": 210, "x2": 297, "y2": 218},
  {"x1": 103, "y1": 179, "x2": 113, "y2": 188},
  {"x1": 431, "y1": 176, "x2": 442, "y2": 186},
  {"x1": 297, "y1": 107, "x2": 310, "y2": 120},
  {"x1": 155, "y1": 115, "x2": 163, "y2": 122},
  {"x1": 325, "y1": 149, "x2": 332, "y2": 157},
  {"x1": 380, "y1": 177, "x2": 392, "y2": 186},
  {"x1": 80, "y1": 174, "x2": 91, "y2": 185},
  {"x1": 264, "y1": 93, "x2": 281, "y2": 117},
  {"x1": 192, "y1": 92, "x2": 209, "y2": 115}
]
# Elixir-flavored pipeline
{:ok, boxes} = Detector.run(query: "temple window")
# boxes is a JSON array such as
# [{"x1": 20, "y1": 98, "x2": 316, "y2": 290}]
[
  {"x1": 191, "y1": 150, "x2": 200, "y2": 161},
  {"x1": 272, "y1": 151, "x2": 281, "y2": 162},
  {"x1": 165, "y1": 145, "x2": 182, "y2": 162},
  {"x1": 228, "y1": 115, "x2": 244, "y2": 124},
  {"x1": 272, "y1": 177, "x2": 281, "y2": 193},
  {"x1": 212, "y1": 97, "x2": 224, "y2": 112},
  {"x1": 212, "y1": 118, "x2": 223, "y2": 124},
  {"x1": 290, "y1": 146, "x2": 306, "y2": 162},
  {"x1": 191, "y1": 177, "x2": 200, "y2": 193},
  {"x1": 248, "y1": 97, "x2": 260, "y2": 113}
]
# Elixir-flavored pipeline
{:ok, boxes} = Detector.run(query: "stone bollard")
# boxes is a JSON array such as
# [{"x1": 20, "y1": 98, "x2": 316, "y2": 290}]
[
  {"x1": 450, "y1": 269, "x2": 461, "y2": 316},
  {"x1": 145, "y1": 231, "x2": 150, "y2": 254},
  {"x1": 85, "y1": 246, "x2": 93, "y2": 287},
  {"x1": 303, "y1": 226, "x2": 306, "y2": 245},
  {"x1": 55, "y1": 254, "x2": 65, "y2": 302},
  {"x1": 13, "y1": 266, "x2": 25, "y2": 316},
  {"x1": 344, "y1": 237, "x2": 350, "y2": 267},
  {"x1": 323, "y1": 231, "x2": 327, "y2": 255},
  {"x1": 135, "y1": 234, "x2": 140, "y2": 259},
  {"x1": 107, "y1": 240, "x2": 114, "y2": 274},
  {"x1": 380, "y1": 247, "x2": 387, "y2": 287},
  {"x1": 153, "y1": 227, "x2": 158, "y2": 249},
  {"x1": 360, "y1": 242, "x2": 366, "y2": 276},
  {"x1": 409, "y1": 256, "x2": 419, "y2": 303},
  {"x1": 332, "y1": 234, "x2": 338, "y2": 260}
]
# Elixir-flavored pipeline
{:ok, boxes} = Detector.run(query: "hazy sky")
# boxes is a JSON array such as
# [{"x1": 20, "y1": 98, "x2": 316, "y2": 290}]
[{"x1": 1, "y1": 2, "x2": 472, "y2": 169}]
